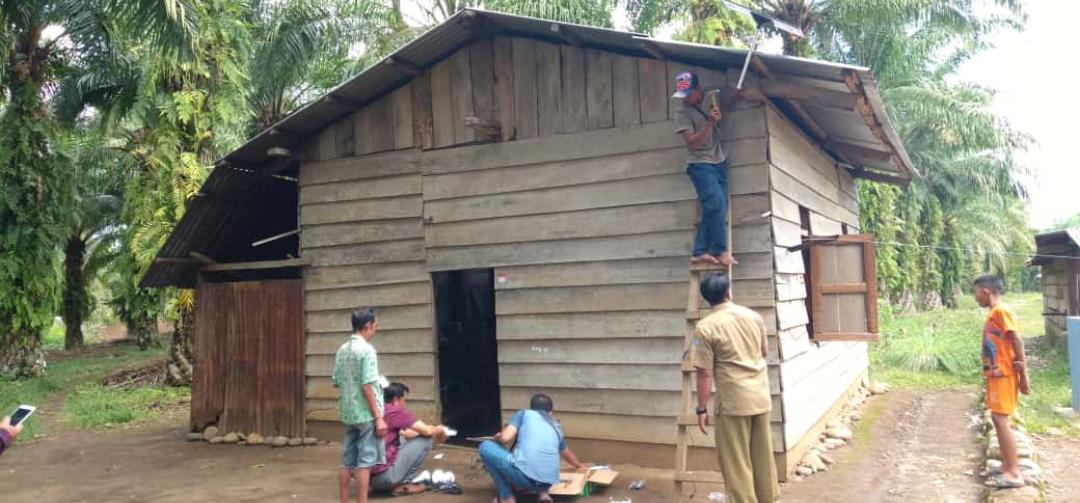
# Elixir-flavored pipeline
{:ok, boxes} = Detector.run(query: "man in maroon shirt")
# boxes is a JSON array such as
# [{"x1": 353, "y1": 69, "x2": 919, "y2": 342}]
[{"x1": 370, "y1": 382, "x2": 449, "y2": 496}]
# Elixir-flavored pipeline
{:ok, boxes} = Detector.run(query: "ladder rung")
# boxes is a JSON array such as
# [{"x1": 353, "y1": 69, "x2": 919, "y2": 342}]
[
  {"x1": 674, "y1": 470, "x2": 725, "y2": 484},
  {"x1": 690, "y1": 263, "x2": 729, "y2": 273},
  {"x1": 677, "y1": 414, "x2": 707, "y2": 426}
]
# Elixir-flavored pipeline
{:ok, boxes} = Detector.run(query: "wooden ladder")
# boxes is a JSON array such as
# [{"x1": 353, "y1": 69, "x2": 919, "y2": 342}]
[{"x1": 673, "y1": 263, "x2": 729, "y2": 502}]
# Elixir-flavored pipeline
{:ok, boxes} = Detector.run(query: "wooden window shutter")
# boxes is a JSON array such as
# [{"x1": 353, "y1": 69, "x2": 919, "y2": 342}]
[{"x1": 807, "y1": 235, "x2": 879, "y2": 341}]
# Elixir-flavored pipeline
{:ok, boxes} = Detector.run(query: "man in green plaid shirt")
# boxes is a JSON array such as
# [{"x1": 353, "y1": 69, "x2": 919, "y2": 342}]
[{"x1": 333, "y1": 308, "x2": 387, "y2": 503}]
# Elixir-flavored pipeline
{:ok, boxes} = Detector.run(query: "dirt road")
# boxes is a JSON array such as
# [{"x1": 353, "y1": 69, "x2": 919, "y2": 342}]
[{"x1": 781, "y1": 389, "x2": 985, "y2": 503}]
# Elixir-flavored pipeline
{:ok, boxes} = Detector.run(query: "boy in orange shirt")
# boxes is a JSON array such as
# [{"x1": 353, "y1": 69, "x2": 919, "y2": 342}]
[{"x1": 973, "y1": 274, "x2": 1031, "y2": 488}]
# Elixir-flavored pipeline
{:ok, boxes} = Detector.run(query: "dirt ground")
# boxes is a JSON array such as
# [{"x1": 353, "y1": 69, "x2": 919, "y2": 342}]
[
  {"x1": 0, "y1": 425, "x2": 675, "y2": 502},
  {"x1": 4, "y1": 389, "x2": 1076, "y2": 502},
  {"x1": 780, "y1": 389, "x2": 985, "y2": 503},
  {"x1": 1034, "y1": 434, "x2": 1080, "y2": 502}
]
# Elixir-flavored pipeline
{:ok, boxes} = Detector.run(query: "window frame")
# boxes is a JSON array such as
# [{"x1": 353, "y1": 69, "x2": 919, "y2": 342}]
[{"x1": 803, "y1": 234, "x2": 879, "y2": 342}]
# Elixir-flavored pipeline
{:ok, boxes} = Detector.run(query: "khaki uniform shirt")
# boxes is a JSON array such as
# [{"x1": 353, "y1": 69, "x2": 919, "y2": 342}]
[{"x1": 688, "y1": 303, "x2": 771, "y2": 416}]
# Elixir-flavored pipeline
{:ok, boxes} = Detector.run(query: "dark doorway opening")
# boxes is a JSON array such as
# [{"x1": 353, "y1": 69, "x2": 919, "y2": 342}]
[{"x1": 433, "y1": 269, "x2": 500, "y2": 442}]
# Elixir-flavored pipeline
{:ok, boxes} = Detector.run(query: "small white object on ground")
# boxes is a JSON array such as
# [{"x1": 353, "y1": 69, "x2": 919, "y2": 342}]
[
  {"x1": 433, "y1": 453, "x2": 445, "y2": 460},
  {"x1": 411, "y1": 470, "x2": 431, "y2": 484},
  {"x1": 628, "y1": 480, "x2": 645, "y2": 490},
  {"x1": 708, "y1": 492, "x2": 727, "y2": 502}
]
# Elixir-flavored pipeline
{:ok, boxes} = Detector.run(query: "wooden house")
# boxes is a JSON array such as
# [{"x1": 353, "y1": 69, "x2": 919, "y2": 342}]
[
  {"x1": 1031, "y1": 229, "x2": 1080, "y2": 345},
  {"x1": 142, "y1": 10, "x2": 914, "y2": 479}
]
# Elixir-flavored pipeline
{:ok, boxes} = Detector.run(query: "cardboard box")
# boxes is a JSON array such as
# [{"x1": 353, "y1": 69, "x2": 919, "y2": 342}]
[{"x1": 548, "y1": 468, "x2": 619, "y2": 497}]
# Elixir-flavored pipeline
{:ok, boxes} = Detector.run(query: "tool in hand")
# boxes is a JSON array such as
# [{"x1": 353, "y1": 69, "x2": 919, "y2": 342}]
[{"x1": 723, "y1": 1, "x2": 804, "y2": 89}]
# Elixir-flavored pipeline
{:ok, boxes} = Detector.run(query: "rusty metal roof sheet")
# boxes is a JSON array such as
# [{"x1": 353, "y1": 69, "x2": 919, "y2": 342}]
[{"x1": 142, "y1": 7, "x2": 915, "y2": 288}]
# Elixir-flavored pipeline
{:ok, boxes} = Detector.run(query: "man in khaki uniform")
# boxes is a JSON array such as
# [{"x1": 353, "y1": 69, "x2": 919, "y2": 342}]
[{"x1": 689, "y1": 273, "x2": 778, "y2": 503}]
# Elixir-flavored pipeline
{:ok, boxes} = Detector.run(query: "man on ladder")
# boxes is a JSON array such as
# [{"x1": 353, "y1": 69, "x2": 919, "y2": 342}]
[
  {"x1": 673, "y1": 71, "x2": 737, "y2": 268},
  {"x1": 689, "y1": 274, "x2": 778, "y2": 503}
]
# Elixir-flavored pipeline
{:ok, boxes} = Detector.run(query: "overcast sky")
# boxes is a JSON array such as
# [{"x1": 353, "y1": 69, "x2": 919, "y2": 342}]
[{"x1": 956, "y1": 0, "x2": 1078, "y2": 229}]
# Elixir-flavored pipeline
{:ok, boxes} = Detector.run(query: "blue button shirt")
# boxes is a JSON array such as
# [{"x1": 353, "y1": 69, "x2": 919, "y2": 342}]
[{"x1": 508, "y1": 410, "x2": 567, "y2": 485}]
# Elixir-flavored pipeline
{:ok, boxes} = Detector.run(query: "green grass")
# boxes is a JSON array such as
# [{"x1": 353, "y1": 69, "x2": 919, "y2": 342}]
[
  {"x1": 870, "y1": 291, "x2": 1079, "y2": 436},
  {"x1": 0, "y1": 344, "x2": 184, "y2": 440},
  {"x1": 64, "y1": 384, "x2": 189, "y2": 430}
]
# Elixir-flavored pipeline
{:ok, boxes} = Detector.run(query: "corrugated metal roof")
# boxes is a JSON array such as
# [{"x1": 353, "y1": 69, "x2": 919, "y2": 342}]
[{"x1": 142, "y1": 7, "x2": 915, "y2": 288}]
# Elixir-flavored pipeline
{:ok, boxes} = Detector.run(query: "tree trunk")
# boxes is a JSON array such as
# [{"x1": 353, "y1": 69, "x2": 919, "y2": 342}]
[
  {"x1": 62, "y1": 232, "x2": 86, "y2": 349},
  {"x1": 166, "y1": 296, "x2": 196, "y2": 386},
  {"x1": 0, "y1": 331, "x2": 45, "y2": 378},
  {"x1": 129, "y1": 317, "x2": 155, "y2": 351}
]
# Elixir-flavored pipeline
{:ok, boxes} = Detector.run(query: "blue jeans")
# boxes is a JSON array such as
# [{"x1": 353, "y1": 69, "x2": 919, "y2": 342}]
[
  {"x1": 478, "y1": 440, "x2": 550, "y2": 499},
  {"x1": 686, "y1": 162, "x2": 730, "y2": 256}
]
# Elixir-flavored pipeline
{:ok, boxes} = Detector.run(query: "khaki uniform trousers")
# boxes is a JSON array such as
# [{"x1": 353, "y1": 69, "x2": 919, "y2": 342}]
[{"x1": 714, "y1": 412, "x2": 779, "y2": 503}]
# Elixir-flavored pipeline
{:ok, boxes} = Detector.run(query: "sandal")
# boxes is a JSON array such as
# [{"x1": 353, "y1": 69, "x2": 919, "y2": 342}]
[{"x1": 985, "y1": 473, "x2": 1026, "y2": 488}]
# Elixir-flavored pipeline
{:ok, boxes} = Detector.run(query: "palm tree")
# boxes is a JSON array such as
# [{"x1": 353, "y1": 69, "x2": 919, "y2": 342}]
[
  {"x1": 625, "y1": 0, "x2": 754, "y2": 44},
  {"x1": 0, "y1": 0, "x2": 192, "y2": 375},
  {"x1": 59, "y1": 131, "x2": 132, "y2": 349},
  {"x1": 413, "y1": 0, "x2": 615, "y2": 27},
  {"x1": 246, "y1": 0, "x2": 405, "y2": 132}
]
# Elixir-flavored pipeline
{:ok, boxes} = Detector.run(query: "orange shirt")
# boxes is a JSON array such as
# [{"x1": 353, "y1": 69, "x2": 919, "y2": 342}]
[{"x1": 982, "y1": 305, "x2": 1018, "y2": 378}]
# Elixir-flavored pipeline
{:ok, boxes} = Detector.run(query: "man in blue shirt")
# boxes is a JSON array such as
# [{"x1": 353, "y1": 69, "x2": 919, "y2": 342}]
[{"x1": 479, "y1": 394, "x2": 588, "y2": 503}]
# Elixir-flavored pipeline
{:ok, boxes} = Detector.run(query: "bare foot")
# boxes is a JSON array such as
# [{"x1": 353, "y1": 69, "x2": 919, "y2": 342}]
[
  {"x1": 691, "y1": 254, "x2": 720, "y2": 265},
  {"x1": 392, "y1": 483, "x2": 428, "y2": 496},
  {"x1": 714, "y1": 252, "x2": 738, "y2": 267}
]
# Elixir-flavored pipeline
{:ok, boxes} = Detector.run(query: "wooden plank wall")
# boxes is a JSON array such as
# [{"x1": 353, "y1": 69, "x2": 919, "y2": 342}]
[
  {"x1": 1041, "y1": 260, "x2": 1068, "y2": 343},
  {"x1": 414, "y1": 39, "x2": 776, "y2": 451},
  {"x1": 297, "y1": 36, "x2": 784, "y2": 455},
  {"x1": 192, "y1": 279, "x2": 305, "y2": 437},
  {"x1": 300, "y1": 82, "x2": 438, "y2": 425},
  {"x1": 764, "y1": 104, "x2": 869, "y2": 451}
]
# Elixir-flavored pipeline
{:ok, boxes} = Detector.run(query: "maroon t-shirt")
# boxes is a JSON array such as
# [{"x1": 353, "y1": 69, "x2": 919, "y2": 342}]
[{"x1": 372, "y1": 403, "x2": 419, "y2": 475}]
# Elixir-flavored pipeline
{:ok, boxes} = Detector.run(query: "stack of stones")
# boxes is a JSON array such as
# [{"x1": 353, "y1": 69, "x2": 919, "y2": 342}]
[
  {"x1": 980, "y1": 410, "x2": 1046, "y2": 503},
  {"x1": 185, "y1": 425, "x2": 326, "y2": 448},
  {"x1": 793, "y1": 380, "x2": 887, "y2": 480}
]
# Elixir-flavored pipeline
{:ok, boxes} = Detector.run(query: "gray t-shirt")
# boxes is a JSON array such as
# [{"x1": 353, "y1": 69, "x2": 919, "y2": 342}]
[{"x1": 674, "y1": 102, "x2": 726, "y2": 164}]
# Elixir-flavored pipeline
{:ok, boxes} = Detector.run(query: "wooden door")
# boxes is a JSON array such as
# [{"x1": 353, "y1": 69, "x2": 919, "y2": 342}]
[{"x1": 192, "y1": 279, "x2": 305, "y2": 437}]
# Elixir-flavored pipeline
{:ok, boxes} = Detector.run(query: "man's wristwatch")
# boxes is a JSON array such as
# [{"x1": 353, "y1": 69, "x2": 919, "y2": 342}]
[{"x1": 695, "y1": 407, "x2": 708, "y2": 416}]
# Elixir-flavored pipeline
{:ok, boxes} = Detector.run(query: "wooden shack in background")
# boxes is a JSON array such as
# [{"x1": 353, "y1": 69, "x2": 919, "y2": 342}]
[
  {"x1": 142, "y1": 9, "x2": 914, "y2": 479},
  {"x1": 1031, "y1": 229, "x2": 1080, "y2": 345}
]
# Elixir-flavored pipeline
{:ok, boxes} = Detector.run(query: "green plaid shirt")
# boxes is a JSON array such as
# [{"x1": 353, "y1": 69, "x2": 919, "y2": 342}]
[{"x1": 332, "y1": 335, "x2": 383, "y2": 425}]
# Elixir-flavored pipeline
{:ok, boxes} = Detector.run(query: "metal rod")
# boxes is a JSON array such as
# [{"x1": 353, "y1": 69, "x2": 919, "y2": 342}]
[
  {"x1": 736, "y1": 33, "x2": 761, "y2": 90},
  {"x1": 252, "y1": 228, "x2": 300, "y2": 247}
]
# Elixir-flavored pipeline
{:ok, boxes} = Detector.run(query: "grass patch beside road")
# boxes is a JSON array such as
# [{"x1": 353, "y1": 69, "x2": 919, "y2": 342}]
[
  {"x1": 0, "y1": 343, "x2": 186, "y2": 439},
  {"x1": 870, "y1": 292, "x2": 1078, "y2": 437},
  {"x1": 64, "y1": 384, "x2": 188, "y2": 430}
]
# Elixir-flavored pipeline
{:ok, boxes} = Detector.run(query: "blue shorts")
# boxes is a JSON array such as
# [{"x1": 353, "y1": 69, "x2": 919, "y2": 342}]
[{"x1": 342, "y1": 422, "x2": 386, "y2": 469}]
